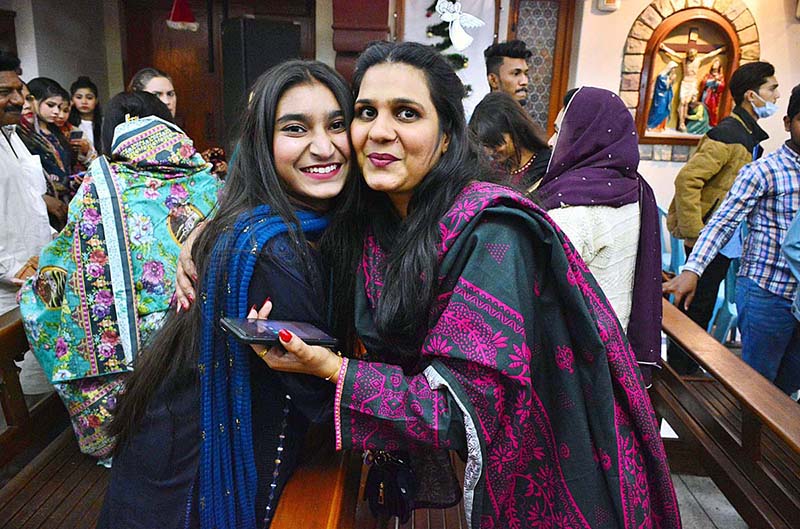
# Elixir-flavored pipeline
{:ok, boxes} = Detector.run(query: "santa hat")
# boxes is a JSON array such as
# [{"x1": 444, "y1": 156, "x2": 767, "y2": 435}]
[{"x1": 167, "y1": 0, "x2": 199, "y2": 32}]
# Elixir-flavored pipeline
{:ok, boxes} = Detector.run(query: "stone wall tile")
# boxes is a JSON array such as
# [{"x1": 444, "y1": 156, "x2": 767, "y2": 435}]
[
  {"x1": 621, "y1": 72, "x2": 641, "y2": 91},
  {"x1": 653, "y1": 0, "x2": 675, "y2": 18},
  {"x1": 639, "y1": 144, "x2": 654, "y2": 160},
  {"x1": 733, "y1": 9, "x2": 755, "y2": 31},
  {"x1": 625, "y1": 38, "x2": 648, "y2": 54},
  {"x1": 653, "y1": 144, "x2": 674, "y2": 161},
  {"x1": 623, "y1": 54, "x2": 644, "y2": 73},
  {"x1": 738, "y1": 25, "x2": 758, "y2": 45},
  {"x1": 640, "y1": 6, "x2": 663, "y2": 29},
  {"x1": 740, "y1": 42, "x2": 760, "y2": 61},
  {"x1": 713, "y1": 0, "x2": 734, "y2": 14},
  {"x1": 724, "y1": 1, "x2": 748, "y2": 21},
  {"x1": 631, "y1": 20, "x2": 654, "y2": 40},
  {"x1": 620, "y1": 90, "x2": 640, "y2": 108},
  {"x1": 670, "y1": 0, "x2": 687, "y2": 11},
  {"x1": 672, "y1": 145, "x2": 691, "y2": 162}
]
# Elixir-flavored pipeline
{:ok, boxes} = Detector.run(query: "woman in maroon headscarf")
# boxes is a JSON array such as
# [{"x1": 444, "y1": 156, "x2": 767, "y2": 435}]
[{"x1": 541, "y1": 86, "x2": 662, "y2": 384}]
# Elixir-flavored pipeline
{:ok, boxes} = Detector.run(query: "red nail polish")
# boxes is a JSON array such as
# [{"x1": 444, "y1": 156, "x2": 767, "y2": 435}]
[
  {"x1": 278, "y1": 329, "x2": 292, "y2": 342},
  {"x1": 261, "y1": 297, "x2": 271, "y2": 309},
  {"x1": 251, "y1": 304, "x2": 257, "y2": 312},
  {"x1": 188, "y1": 293, "x2": 195, "y2": 303}
]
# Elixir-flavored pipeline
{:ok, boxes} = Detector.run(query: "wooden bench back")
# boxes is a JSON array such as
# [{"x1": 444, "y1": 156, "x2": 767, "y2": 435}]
[
  {"x1": 661, "y1": 299, "x2": 800, "y2": 451},
  {"x1": 0, "y1": 307, "x2": 63, "y2": 467},
  {"x1": 657, "y1": 299, "x2": 800, "y2": 528}
]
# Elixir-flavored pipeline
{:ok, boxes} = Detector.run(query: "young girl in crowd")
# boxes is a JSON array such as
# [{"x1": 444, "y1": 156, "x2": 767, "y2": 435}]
[
  {"x1": 19, "y1": 92, "x2": 220, "y2": 467},
  {"x1": 17, "y1": 77, "x2": 75, "y2": 229},
  {"x1": 468, "y1": 91, "x2": 551, "y2": 190},
  {"x1": 178, "y1": 42, "x2": 680, "y2": 529},
  {"x1": 100, "y1": 61, "x2": 352, "y2": 529},
  {"x1": 540, "y1": 86, "x2": 662, "y2": 383},
  {"x1": 69, "y1": 76, "x2": 102, "y2": 155}
]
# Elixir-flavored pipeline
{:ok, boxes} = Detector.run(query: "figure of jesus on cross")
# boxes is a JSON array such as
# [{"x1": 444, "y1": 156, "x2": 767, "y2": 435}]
[{"x1": 659, "y1": 29, "x2": 725, "y2": 132}]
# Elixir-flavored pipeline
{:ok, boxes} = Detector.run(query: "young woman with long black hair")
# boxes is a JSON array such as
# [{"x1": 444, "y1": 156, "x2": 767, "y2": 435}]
[
  {"x1": 17, "y1": 77, "x2": 75, "y2": 229},
  {"x1": 68, "y1": 76, "x2": 102, "y2": 155},
  {"x1": 468, "y1": 90, "x2": 551, "y2": 190},
  {"x1": 249, "y1": 43, "x2": 681, "y2": 529},
  {"x1": 98, "y1": 61, "x2": 352, "y2": 529}
]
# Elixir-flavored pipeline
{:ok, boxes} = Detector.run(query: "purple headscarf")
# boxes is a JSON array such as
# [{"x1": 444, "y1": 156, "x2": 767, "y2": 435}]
[{"x1": 540, "y1": 86, "x2": 662, "y2": 383}]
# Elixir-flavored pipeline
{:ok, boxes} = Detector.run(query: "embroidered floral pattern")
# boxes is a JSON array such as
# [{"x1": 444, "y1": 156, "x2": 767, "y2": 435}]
[
  {"x1": 18, "y1": 117, "x2": 221, "y2": 458},
  {"x1": 338, "y1": 182, "x2": 680, "y2": 529}
]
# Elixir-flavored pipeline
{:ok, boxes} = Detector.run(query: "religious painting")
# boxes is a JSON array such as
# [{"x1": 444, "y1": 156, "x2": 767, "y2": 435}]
[{"x1": 638, "y1": 15, "x2": 737, "y2": 142}]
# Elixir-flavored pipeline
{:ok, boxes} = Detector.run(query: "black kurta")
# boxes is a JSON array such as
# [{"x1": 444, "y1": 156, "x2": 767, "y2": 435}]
[{"x1": 97, "y1": 233, "x2": 333, "y2": 529}]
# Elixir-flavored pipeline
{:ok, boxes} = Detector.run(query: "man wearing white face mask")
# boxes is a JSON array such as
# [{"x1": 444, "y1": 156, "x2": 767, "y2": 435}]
[
  {"x1": 665, "y1": 61, "x2": 778, "y2": 375},
  {"x1": 665, "y1": 85, "x2": 800, "y2": 395}
]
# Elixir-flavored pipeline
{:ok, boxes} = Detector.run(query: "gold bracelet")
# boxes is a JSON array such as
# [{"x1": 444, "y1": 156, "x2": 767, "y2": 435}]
[{"x1": 323, "y1": 354, "x2": 343, "y2": 382}]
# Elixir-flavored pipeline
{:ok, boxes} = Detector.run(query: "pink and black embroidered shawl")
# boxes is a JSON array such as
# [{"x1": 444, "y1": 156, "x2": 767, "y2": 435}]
[{"x1": 335, "y1": 182, "x2": 680, "y2": 529}]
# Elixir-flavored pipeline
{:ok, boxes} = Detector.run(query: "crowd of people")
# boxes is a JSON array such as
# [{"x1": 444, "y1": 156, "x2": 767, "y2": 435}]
[{"x1": 0, "y1": 33, "x2": 798, "y2": 529}]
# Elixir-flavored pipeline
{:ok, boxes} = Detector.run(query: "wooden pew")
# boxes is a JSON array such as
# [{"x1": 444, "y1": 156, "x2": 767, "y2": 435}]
[
  {"x1": 0, "y1": 307, "x2": 109, "y2": 529},
  {"x1": 0, "y1": 307, "x2": 363, "y2": 528},
  {"x1": 654, "y1": 298, "x2": 800, "y2": 529},
  {"x1": 0, "y1": 307, "x2": 64, "y2": 468}
]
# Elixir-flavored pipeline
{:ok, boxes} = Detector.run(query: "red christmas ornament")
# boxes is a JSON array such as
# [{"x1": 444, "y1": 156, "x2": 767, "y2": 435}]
[{"x1": 167, "y1": 0, "x2": 199, "y2": 31}]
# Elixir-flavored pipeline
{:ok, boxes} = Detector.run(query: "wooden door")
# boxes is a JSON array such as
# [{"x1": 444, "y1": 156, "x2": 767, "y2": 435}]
[{"x1": 122, "y1": 0, "x2": 315, "y2": 151}]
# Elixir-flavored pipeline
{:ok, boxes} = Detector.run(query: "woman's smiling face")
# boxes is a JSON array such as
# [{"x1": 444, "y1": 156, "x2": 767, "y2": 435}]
[
  {"x1": 350, "y1": 62, "x2": 449, "y2": 217},
  {"x1": 272, "y1": 81, "x2": 350, "y2": 210}
]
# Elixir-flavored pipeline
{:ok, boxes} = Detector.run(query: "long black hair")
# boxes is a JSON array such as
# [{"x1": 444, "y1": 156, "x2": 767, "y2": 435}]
[
  {"x1": 26, "y1": 77, "x2": 72, "y2": 161},
  {"x1": 110, "y1": 60, "x2": 354, "y2": 447},
  {"x1": 469, "y1": 91, "x2": 548, "y2": 171},
  {"x1": 101, "y1": 91, "x2": 173, "y2": 155},
  {"x1": 68, "y1": 76, "x2": 103, "y2": 153},
  {"x1": 323, "y1": 41, "x2": 488, "y2": 368}
]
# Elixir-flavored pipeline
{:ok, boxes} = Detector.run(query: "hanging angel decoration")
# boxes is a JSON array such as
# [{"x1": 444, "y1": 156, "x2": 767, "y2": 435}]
[{"x1": 435, "y1": 0, "x2": 485, "y2": 51}]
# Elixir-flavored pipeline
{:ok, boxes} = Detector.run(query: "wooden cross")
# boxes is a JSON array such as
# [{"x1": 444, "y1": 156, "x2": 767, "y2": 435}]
[{"x1": 663, "y1": 27, "x2": 720, "y2": 55}]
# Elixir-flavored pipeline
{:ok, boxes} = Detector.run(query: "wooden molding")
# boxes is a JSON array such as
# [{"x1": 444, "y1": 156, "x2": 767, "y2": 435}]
[{"x1": 635, "y1": 8, "x2": 741, "y2": 144}]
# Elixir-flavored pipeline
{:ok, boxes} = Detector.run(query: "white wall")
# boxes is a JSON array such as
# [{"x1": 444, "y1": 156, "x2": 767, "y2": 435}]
[
  {"x1": 102, "y1": 0, "x2": 124, "y2": 96},
  {"x1": 30, "y1": 0, "x2": 109, "y2": 101},
  {"x1": 570, "y1": 0, "x2": 800, "y2": 206},
  {"x1": 316, "y1": 0, "x2": 335, "y2": 67},
  {"x1": 0, "y1": 0, "x2": 38, "y2": 79}
]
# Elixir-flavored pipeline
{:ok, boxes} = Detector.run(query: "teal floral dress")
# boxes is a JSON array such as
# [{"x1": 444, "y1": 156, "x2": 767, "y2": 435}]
[{"x1": 18, "y1": 117, "x2": 221, "y2": 459}]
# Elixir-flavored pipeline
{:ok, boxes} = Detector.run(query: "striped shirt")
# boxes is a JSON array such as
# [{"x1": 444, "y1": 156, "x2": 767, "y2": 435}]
[{"x1": 685, "y1": 143, "x2": 800, "y2": 300}]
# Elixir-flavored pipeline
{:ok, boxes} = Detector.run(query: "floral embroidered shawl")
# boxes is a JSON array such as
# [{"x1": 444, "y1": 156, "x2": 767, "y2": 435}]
[
  {"x1": 336, "y1": 182, "x2": 680, "y2": 529},
  {"x1": 19, "y1": 117, "x2": 221, "y2": 383}
]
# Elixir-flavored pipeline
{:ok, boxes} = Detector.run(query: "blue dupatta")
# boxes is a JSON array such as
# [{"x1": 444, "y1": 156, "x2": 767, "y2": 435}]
[{"x1": 197, "y1": 206, "x2": 328, "y2": 528}]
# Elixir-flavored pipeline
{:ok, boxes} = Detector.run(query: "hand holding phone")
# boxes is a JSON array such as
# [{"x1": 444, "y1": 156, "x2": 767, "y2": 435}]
[{"x1": 220, "y1": 317, "x2": 338, "y2": 348}]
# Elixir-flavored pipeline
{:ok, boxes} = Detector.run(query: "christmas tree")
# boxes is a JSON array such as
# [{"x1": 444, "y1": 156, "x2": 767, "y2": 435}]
[{"x1": 426, "y1": 1, "x2": 471, "y2": 94}]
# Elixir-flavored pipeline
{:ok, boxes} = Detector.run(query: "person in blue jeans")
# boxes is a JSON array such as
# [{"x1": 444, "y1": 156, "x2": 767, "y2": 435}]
[
  {"x1": 783, "y1": 213, "x2": 800, "y2": 322},
  {"x1": 664, "y1": 83, "x2": 800, "y2": 395}
]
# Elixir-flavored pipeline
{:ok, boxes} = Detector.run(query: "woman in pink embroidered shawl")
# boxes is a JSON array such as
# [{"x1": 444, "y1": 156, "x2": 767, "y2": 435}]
[{"x1": 179, "y1": 42, "x2": 681, "y2": 529}]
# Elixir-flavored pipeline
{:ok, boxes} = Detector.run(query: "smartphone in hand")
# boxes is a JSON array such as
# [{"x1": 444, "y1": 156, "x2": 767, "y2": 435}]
[{"x1": 220, "y1": 317, "x2": 338, "y2": 348}]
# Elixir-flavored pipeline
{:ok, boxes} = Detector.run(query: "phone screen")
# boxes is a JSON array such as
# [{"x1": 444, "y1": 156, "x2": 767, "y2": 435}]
[
  {"x1": 70, "y1": 130, "x2": 83, "y2": 140},
  {"x1": 220, "y1": 317, "x2": 338, "y2": 348}
]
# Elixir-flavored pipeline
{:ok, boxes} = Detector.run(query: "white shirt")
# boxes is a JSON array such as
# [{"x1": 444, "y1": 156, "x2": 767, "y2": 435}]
[
  {"x1": 0, "y1": 125, "x2": 52, "y2": 314},
  {"x1": 79, "y1": 119, "x2": 95, "y2": 150},
  {"x1": 548, "y1": 202, "x2": 640, "y2": 330}
]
